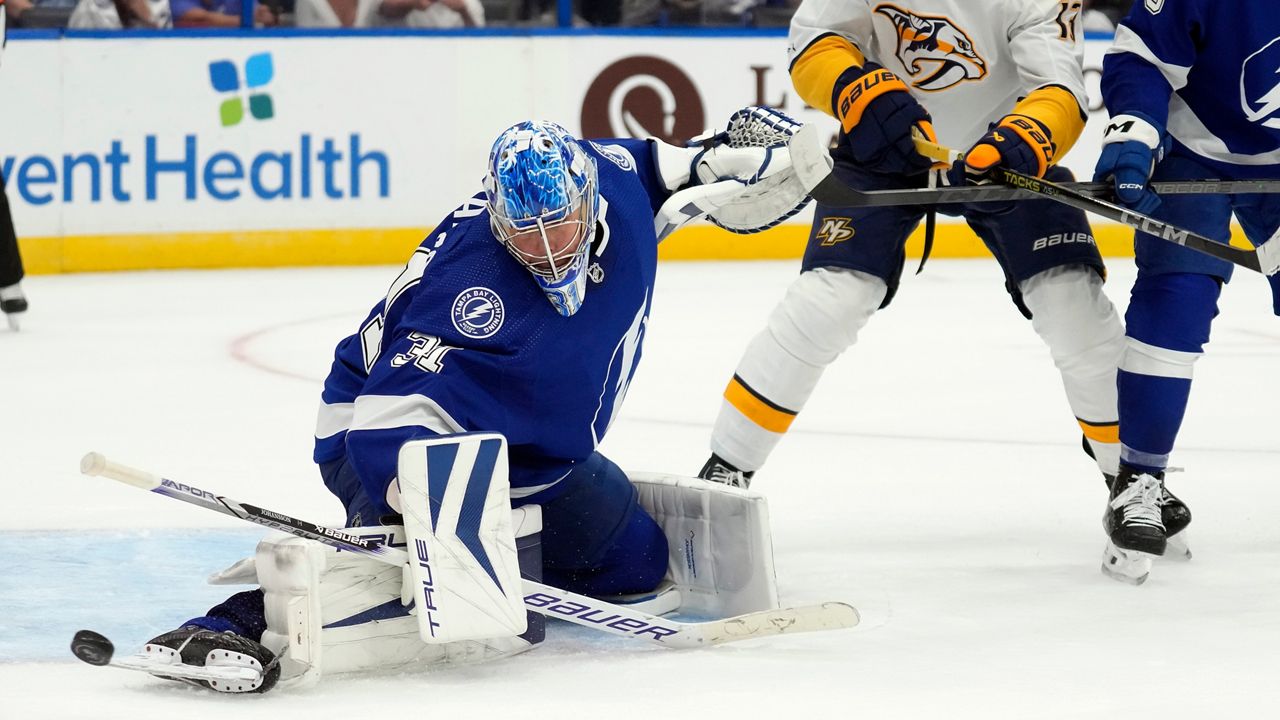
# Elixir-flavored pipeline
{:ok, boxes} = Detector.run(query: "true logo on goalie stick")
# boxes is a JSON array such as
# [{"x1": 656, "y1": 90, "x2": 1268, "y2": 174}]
[{"x1": 451, "y1": 287, "x2": 505, "y2": 339}]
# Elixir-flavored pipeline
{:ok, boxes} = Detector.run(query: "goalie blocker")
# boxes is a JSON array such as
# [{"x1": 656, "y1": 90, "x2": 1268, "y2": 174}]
[{"x1": 205, "y1": 433, "x2": 780, "y2": 687}]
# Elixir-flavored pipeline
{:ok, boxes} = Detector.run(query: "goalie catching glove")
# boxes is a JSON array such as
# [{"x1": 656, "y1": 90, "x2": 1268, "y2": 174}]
[{"x1": 653, "y1": 106, "x2": 811, "y2": 238}]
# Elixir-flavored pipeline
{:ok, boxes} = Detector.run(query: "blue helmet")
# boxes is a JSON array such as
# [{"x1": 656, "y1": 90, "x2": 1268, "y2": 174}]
[{"x1": 483, "y1": 121, "x2": 599, "y2": 317}]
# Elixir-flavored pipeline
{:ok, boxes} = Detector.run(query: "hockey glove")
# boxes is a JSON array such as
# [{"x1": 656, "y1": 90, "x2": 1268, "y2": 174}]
[
  {"x1": 1092, "y1": 112, "x2": 1169, "y2": 217},
  {"x1": 834, "y1": 62, "x2": 936, "y2": 177},
  {"x1": 950, "y1": 114, "x2": 1056, "y2": 186}
]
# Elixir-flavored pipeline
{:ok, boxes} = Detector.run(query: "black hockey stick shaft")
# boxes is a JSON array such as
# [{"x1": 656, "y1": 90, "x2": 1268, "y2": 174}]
[
  {"x1": 787, "y1": 126, "x2": 1277, "y2": 274},
  {"x1": 805, "y1": 178, "x2": 1280, "y2": 208},
  {"x1": 986, "y1": 166, "x2": 1264, "y2": 273}
]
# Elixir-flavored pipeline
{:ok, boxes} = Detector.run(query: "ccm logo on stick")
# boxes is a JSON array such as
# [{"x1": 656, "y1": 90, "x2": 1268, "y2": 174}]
[{"x1": 524, "y1": 593, "x2": 678, "y2": 641}]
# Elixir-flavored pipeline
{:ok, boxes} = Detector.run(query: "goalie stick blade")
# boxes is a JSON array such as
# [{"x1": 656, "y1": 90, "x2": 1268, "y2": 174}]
[{"x1": 667, "y1": 602, "x2": 860, "y2": 648}]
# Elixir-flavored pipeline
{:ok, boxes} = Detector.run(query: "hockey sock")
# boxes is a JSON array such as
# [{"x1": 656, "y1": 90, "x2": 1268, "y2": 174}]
[
  {"x1": 186, "y1": 589, "x2": 268, "y2": 640},
  {"x1": 1118, "y1": 272, "x2": 1220, "y2": 473}
]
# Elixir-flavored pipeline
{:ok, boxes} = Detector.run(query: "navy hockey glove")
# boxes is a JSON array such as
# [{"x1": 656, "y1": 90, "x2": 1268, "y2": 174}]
[
  {"x1": 949, "y1": 114, "x2": 1056, "y2": 186},
  {"x1": 1092, "y1": 112, "x2": 1169, "y2": 217},
  {"x1": 834, "y1": 62, "x2": 936, "y2": 177}
]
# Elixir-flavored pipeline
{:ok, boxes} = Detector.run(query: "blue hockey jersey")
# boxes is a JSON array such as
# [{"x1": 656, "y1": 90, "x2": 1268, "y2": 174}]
[
  {"x1": 314, "y1": 138, "x2": 668, "y2": 515},
  {"x1": 1102, "y1": 0, "x2": 1280, "y2": 177}
]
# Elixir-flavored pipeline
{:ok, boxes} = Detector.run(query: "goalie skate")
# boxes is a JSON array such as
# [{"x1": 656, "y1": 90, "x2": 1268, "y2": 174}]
[{"x1": 133, "y1": 627, "x2": 280, "y2": 693}]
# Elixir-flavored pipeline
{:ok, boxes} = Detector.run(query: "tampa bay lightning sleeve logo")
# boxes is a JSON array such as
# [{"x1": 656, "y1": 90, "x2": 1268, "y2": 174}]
[
  {"x1": 1241, "y1": 37, "x2": 1280, "y2": 130},
  {"x1": 589, "y1": 141, "x2": 635, "y2": 171},
  {"x1": 451, "y1": 287, "x2": 506, "y2": 338}
]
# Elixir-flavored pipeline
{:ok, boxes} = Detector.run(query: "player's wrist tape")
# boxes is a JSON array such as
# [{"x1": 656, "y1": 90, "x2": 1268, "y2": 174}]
[
  {"x1": 997, "y1": 114, "x2": 1055, "y2": 177},
  {"x1": 1101, "y1": 113, "x2": 1163, "y2": 150},
  {"x1": 835, "y1": 68, "x2": 911, "y2": 132}
]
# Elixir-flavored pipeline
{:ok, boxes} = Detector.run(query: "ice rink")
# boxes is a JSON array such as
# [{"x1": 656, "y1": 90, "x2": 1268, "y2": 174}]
[{"x1": 2, "y1": 256, "x2": 1278, "y2": 718}]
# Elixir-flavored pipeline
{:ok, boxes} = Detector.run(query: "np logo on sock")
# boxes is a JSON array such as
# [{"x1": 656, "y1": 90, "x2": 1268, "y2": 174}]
[{"x1": 208, "y1": 53, "x2": 275, "y2": 127}]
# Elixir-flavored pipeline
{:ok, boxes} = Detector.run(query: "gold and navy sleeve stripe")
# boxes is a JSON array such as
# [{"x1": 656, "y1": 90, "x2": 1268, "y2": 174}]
[
  {"x1": 1012, "y1": 84, "x2": 1087, "y2": 164},
  {"x1": 790, "y1": 33, "x2": 866, "y2": 118},
  {"x1": 1078, "y1": 418, "x2": 1119, "y2": 445},
  {"x1": 724, "y1": 374, "x2": 799, "y2": 434}
]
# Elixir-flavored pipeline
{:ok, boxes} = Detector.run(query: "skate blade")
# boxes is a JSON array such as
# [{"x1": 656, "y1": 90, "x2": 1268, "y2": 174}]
[
  {"x1": 1162, "y1": 531, "x2": 1192, "y2": 562},
  {"x1": 5, "y1": 313, "x2": 20, "y2": 332},
  {"x1": 112, "y1": 644, "x2": 265, "y2": 692},
  {"x1": 1100, "y1": 542, "x2": 1154, "y2": 585}
]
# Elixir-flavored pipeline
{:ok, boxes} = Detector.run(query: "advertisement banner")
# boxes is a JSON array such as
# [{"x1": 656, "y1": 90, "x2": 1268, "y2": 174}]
[{"x1": 0, "y1": 34, "x2": 1123, "y2": 272}]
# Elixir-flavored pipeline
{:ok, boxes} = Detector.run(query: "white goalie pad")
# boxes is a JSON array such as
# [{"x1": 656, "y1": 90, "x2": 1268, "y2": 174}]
[
  {"x1": 227, "y1": 511, "x2": 541, "y2": 687},
  {"x1": 396, "y1": 433, "x2": 527, "y2": 643},
  {"x1": 629, "y1": 472, "x2": 779, "y2": 617}
]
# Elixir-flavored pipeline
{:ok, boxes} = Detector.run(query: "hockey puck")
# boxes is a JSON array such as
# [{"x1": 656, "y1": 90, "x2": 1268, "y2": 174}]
[{"x1": 71, "y1": 629, "x2": 115, "y2": 666}]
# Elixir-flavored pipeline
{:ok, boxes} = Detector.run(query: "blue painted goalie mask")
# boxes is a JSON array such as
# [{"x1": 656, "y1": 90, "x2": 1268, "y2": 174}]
[{"x1": 484, "y1": 121, "x2": 600, "y2": 317}]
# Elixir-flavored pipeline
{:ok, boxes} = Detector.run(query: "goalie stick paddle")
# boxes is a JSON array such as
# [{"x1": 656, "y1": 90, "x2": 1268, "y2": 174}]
[
  {"x1": 79, "y1": 452, "x2": 860, "y2": 649},
  {"x1": 785, "y1": 126, "x2": 1280, "y2": 275}
]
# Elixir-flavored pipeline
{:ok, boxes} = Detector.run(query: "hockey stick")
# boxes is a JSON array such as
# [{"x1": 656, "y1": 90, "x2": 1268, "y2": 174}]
[
  {"x1": 785, "y1": 126, "x2": 1280, "y2": 275},
  {"x1": 915, "y1": 135, "x2": 1280, "y2": 275},
  {"x1": 80, "y1": 452, "x2": 859, "y2": 649}
]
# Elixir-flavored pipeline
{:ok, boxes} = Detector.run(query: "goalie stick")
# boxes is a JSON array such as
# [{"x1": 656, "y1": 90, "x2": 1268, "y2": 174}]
[
  {"x1": 785, "y1": 125, "x2": 1280, "y2": 275},
  {"x1": 79, "y1": 452, "x2": 859, "y2": 650}
]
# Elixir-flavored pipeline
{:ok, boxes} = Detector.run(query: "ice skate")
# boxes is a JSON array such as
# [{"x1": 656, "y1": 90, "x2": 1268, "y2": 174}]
[
  {"x1": 698, "y1": 454, "x2": 754, "y2": 489},
  {"x1": 1, "y1": 283, "x2": 26, "y2": 331},
  {"x1": 1101, "y1": 541, "x2": 1153, "y2": 585},
  {"x1": 1158, "y1": 479, "x2": 1192, "y2": 560},
  {"x1": 1104, "y1": 468, "x2": 1167, "y2": 555},
  {"x1": 1100, "y1": 468, "x2": 1167, "y2": 584},
  {"x1": 140, "y1": 625, "x2": 280, "y2": 693}
]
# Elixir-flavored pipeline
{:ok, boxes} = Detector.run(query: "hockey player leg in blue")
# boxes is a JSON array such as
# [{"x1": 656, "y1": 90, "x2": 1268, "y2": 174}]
[{"x1": 1104, "y1": 271, "x2": 1219, "y2": 581}]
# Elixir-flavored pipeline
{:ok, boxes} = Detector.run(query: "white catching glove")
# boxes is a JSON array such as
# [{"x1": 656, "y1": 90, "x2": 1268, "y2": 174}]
[{"x1": 652, "y1": 106, "x2": 811, "y2": 238}]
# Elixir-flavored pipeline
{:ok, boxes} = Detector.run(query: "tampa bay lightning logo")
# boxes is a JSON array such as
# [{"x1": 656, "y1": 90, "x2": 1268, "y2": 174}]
[
  {"x1": 451, "y1": 287, "x2": 505, "y2": 339},
  {"x1": 1241, "y1": 37, "x2": 1280, "y2": 130},
  {"x1": 589, "y1": 141, "x2": 635, "y2": 171}
]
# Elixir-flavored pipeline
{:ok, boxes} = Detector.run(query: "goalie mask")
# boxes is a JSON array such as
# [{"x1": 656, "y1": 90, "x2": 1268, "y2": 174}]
[{"x1": 484, "y1": 121, "x2": 600, "y2": 317}]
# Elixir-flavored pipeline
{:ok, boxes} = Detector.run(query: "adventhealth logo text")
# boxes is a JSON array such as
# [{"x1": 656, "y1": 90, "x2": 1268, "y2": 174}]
[
  {"x1": 1, "y1": 135, "x2": 389, "y2": 205},
  {"x1": 0, "y1": 52, "x2": 390, "y2": 206}
]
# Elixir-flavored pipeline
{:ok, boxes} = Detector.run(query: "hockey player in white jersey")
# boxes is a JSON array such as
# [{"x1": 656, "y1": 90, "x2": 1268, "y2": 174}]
[
  {"x1": 700, "y1": 1, "x2": 1138, "y2": 520},
  {"x1": 1090, "y1": 0, "x2": 1280, "y2": 583}
]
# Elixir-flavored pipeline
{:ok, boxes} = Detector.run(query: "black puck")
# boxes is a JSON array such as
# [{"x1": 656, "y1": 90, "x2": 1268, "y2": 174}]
[{"x1": 71, "y1": 629, "x2": 115, "y2": 666}]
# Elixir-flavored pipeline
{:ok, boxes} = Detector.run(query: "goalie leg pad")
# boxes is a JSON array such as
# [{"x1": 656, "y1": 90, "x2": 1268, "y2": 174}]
[
  {"x1": 244, "y1": 512, "x2": 543, "y2": 687},
  {"x1": 628, "y1": 472, "x2": 779, "y2": 617},
  {"x1": 397, "y1": 434, "x2": 529, "y2": 643}
]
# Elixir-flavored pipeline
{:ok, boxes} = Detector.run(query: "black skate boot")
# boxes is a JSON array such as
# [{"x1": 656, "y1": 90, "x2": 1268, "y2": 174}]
[
  {"x1": 1104, "y1": 467, "x2": 1167, "y2": 556},
  {"x1": 144, "y1": 626, "x2": 280, "y2": 693},
  {"x1": 698, "y1": 453, "x2": 754, "y2": 489}
]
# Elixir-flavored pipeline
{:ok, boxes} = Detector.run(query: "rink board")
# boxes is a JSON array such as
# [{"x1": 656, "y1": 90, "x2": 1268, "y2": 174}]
[{"x1": 0, "y1": 33, "x2": 1216, "y2": 271}]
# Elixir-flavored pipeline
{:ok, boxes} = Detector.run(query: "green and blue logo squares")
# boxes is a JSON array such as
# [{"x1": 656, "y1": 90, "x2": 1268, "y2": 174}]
[{"x1": 208, "y1": 53, "x2": 275, "y2": 127}]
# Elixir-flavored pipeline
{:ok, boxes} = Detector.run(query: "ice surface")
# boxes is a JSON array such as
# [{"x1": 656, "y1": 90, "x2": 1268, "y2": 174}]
[{"x1": 2, "y1": 259, "x2": 1278, "y2": 718}]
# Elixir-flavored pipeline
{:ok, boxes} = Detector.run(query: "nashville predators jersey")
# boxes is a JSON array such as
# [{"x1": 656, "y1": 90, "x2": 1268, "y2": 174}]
[{"x1": 788, "y1": 0, "x2": 1089, "y2": 160}]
